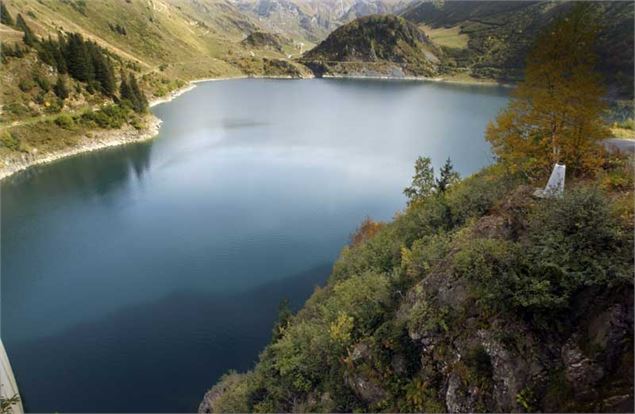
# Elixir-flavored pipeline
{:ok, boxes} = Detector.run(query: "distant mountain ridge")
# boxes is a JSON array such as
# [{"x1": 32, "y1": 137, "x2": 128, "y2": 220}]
[{"x1": 233, "y1": 0, "x2": 405, "y2": 46}]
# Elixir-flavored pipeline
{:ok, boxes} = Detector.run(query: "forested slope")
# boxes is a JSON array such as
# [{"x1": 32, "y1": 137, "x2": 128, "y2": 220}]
[{"x1": 400, "y1": 1, "x2": 634, "y2": 97}]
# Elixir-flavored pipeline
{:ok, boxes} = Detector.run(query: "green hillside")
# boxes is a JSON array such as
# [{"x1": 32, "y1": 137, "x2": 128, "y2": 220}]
[
  {"x1": 301, "y1": 14, "x2": 444, "y2": 77},
  {"x1": 400, "y1": 1, "x2": 634, "y2": 97},
  {"x1": 200, "y1": 161, "x2": 634, "y2": 413}
]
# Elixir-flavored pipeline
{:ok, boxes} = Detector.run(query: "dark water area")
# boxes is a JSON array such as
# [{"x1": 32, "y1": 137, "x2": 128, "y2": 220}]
[{"x1": 1, "y1": 79, "x2": 508, "y2": 412}]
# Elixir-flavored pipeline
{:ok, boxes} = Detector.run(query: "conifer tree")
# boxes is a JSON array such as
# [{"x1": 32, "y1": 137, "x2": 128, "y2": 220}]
[
  {"x1": 119, "y1": 70, "x2": 132, "y2": 103},
  {"x1": 15, "y1": 14, "x2": 36, "y2": 46},
  {"x1": 54, "y1": 76, "x2": 69, "y2": 100},
  {"x1": 1, "y1": 1, "x2": 14, "y2": 27},
  {"x1": 65, "y1": 33, "x2": 93, "y2": 82},
  {"x1": 128, "y1": 74, "x2": 148, "y2": 112},
  {"x1": 90, "y1": 44, "x2": 115, "y2": 96},
  {"x1": 436, "y1": 158, "x2": 460, "y2": 193}
]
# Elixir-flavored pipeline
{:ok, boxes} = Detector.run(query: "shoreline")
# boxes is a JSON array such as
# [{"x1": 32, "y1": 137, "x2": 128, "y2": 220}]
[
  {"x1": 0, "y1": 115, "x2": 162, "y2": 181},
  {"x1": 321, "y1": 73, "x2": 514, "y2": 88}
]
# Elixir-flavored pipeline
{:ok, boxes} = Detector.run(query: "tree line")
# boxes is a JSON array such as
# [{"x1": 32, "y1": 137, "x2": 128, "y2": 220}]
[{"x1": 1, "y1": 3, "x2": 147, "y2": 112}]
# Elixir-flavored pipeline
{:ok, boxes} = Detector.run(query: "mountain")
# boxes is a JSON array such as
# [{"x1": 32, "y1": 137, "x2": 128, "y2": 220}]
[
  {"x1": 301, "y1": 14, "x2": 443, "y2": 77},
  {"x1": 233, "y1": 0, "x2": 404, "y2": 46},
  {"x1": 400, "y1": 0, "x2": 634, "y2": 97}
]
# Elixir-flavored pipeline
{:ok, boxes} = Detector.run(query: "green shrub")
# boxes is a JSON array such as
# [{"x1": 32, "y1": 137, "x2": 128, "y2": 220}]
[
  {"x1": 445, "y1": 169, "x2": 513, "y2": 227},
  {"x1": 401, "y1": 233, "x2": 451, "y2": 280},
  {"x1": 80, "y1": 104, "x2": 129, "y2": 129},
  {"x1": 406, "y1": 299, "x2": 449, "y2": 336},
  {"x1": 18, "y1": 78, "x2": 35, "y2": 92},
  {"x1": 526, "y1": 187, "x2": 633, "y2": 289},
  {"x1": 4, "y1": 103, "x2": 30, "y2": 117},
  {"x1": 0, "y1": 131, "x2": 21, "y2": 151},
  {"x1": 54, "y1": 113, "x2": 75, "y2": 129},
  {"x1": 454, "y1": 187, "x2": 633, "y2": 313},
  {"x1": 34, "y1": 73, "x2": 50, "y2": 91}
]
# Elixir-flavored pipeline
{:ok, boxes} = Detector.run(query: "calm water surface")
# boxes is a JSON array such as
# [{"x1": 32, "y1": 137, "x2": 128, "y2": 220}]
[{"x1": 1, "y1": 79, "x2": 508, "y2": 412}]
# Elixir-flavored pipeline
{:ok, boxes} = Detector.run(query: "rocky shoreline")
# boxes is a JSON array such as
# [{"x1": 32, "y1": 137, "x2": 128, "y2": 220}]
[{"x1": 0, "y1": 115, "x2": 162, "y2": 181}]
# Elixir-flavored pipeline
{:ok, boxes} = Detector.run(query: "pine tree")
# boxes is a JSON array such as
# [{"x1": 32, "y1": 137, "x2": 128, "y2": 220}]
[
  {"x1": 54, "y1": 76, "x2": 69, "y2": 100},
  {"x1": 89, "y1": 43, "x2": 115, "y2": 96},
  {"x1": 100, "y1": 57, "x2": 116, "y2": 97},
  {"x1": 119, "y1": 70, "x2": 133, "y2": 103},
  {"x1": 486, "y1": 4, "x2": 609, "y2": 177},
  {"x1": 55, "y1": 33, "x2": 67, "y2": 73},
  {"x1": 128, "y1": 74, "x2": 148, "y2": 112},
  {"x1": 436, "y1": 158, "x2": 460, "y2": 193},
  {"x1": 1, "y1": 1, "x2": 14, "y2": 26},
  {"x1": 65, "y1": 33, "x2": 93, "y2": 82},
  {"x1": 15, "y1": 14, "x2": 36, "y2": 46}
]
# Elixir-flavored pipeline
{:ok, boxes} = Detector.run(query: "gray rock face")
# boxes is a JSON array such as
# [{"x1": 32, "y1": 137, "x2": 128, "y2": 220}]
[
  {"x1": 561, "y1": 337, "x2": 605, "y2": 400},
  {"x1": 445, "y1": 372, "x2": 481, "y2": 413},
  {"x1": 345, "y1": 341, "x2": 387, "y2": 405},
  {"x1": 346, "y1": 372, "x2": 387, "y2": 405}
]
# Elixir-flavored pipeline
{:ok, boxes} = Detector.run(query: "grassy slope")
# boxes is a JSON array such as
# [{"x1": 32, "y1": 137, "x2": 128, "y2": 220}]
[
  {"x1": 400, "y1": 1, "x2": 634, "y2": 97},
  {"x1": 202, "y1": 158, "x2": 634, "y2": 413},
  {"x1": 0, "y1": 0, "x2": 312, "y2": 171}
]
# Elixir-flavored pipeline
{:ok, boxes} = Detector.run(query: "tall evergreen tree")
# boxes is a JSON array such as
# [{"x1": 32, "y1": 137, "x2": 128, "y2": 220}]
[
  {"x1": 1, "y1": 1, "x2": 14, "y2": 26},
  {"x1": 15, "y1": 14, "x2": 36, "y2": 46},
  {"x1": 89, "y1": 43, "x2": 115, "y2": 96},
  {"x1": 55, "y1": 33, "x2": 68, "y2": 73},
  {"x1": 128, "y1": 74, "x2": 148, "y2": 112},
  {"x1": 436, "y1": 158, "x2": 460, "y2": 193},
  {"x1": 65, "y1": 33, "x2": 93, "y2": 82},
  {"x1": 119, "y1": 70, "x2": 133, "y2": 103}
]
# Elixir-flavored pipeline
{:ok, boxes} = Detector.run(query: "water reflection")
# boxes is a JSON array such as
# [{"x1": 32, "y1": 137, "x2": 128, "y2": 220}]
[
  {"x1": 12, "y1": 264, "x2": 330, "y2": 413},
  {"x1": 2, "y1": 140, "x2": 153, "y2": 203}
]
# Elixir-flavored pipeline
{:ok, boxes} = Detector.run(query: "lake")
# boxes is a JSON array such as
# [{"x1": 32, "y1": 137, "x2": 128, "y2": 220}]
[{"x1": 1, "y1": 78, "x2": 508, "y2": 412}]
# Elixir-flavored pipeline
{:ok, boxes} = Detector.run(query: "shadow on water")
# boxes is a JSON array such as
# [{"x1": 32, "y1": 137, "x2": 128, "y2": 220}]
[
  {"x1": 9, "y1": 263, "x2": 331, "y2": 413},
  {"x1": 2, "y1": 141, "x2": 153, "y2": 202}
]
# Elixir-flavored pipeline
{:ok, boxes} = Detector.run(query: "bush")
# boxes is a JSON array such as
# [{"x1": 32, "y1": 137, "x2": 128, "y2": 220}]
[
  {"x1": 34, "y1": 73, "x2": 50, "y2": 91},
  {"x1": 400, "y1": 233, "x2": 451, "y2": 280},
  {"x1": 526, "y1": 187, "x2": 633, "y2": 290},
  {"x1": 453, "y1": 187, "x2": 633, "y2": 314},
  {"x1": 4, "y1": 102, "x2": 30, "y2": 117},
  {"x1": 18, "y1": 78, "x2": 35, "y2": 92},
  {"x1": 0, "y1": 131, "x2": 21, "y2": 151},
  {"x1": 80, "y1": 104, "x2": 129, "y2": 129},
  {"x1": 54, "y1": 113, "x2": 75, "y2": 129},
  {"x1": 445, "y1": 168, "x2": 514, "y2": 227}
]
